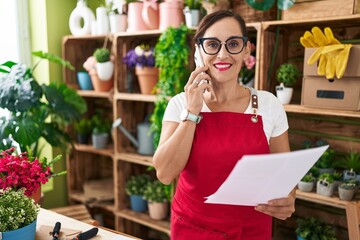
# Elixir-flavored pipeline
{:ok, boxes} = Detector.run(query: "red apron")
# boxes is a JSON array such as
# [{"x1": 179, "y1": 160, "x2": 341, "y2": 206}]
[{"x1": 171, "y1": 94, "x2": 272, "y2": 239}]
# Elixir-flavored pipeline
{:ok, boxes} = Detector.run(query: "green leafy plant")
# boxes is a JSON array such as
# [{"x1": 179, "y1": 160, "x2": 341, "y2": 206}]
[
  {"x1": 339, "y1": 179, "x2": 358, "y2": 190},
  {"x1": 74, "y1": 118, "x2": 93, "y2": 135},
  {"x1": 0, "y1": 51, "x2": 87, "y2": 156},
  {"x1": 143, "y1": 180, "x2": 168, "y2": 203},
  {"x1": 246, "y1": 0, "x2": 295, "y2": 11},
  {"x1": 125, "y1": 174, "x2": 151, "y2": 196},
  {"x1": 316, "y1": 149, "x2": 336, "y2": 169},
  {"x1": 94, "y1": 48, "x2": 111, "y2": 63},
  {"x1": 0, "y1": 188, "x2": 40, "y2": 232},
  {"x1": 151, "y1": 25, "x2": 191, "y2": 149},
  {"x1": 332, "y1": 170, "x2": 343, "y2": 181},
  {"x1": 338, "y1": 151, "x2": 360, "y2": 173},
  {"x1": 184, "y1": 0, "x2": 202, "y2": 9},
  {"x1": 91, "y1": 112, "x2": 112, "y2": 134},
  {"x1": 295, "y1": 217, "x2": 336, "y2": 240},
  {"x1": 318, "y1": 173, "x2": 335, "y2": 184},
  {"x1": 301, "y1": 174, "x2": 315, "y2": 183},
  {"x1": 276, "y1": 63, "x2": 299, "y2": 87}
]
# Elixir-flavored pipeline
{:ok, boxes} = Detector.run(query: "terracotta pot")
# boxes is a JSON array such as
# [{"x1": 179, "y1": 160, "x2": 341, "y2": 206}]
[
  {"x1": 135, "y1": 67, "x2": 159, "y2": 94},
  {"x1": 90, "y1": 72, "x2": 113, "y2": 92},
  {"x1": 30, "y1": 187, "x2": 42, "y2": 205}
]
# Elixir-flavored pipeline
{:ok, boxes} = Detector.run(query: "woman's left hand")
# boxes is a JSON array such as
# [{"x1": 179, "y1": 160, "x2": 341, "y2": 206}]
[{"x1": 255, "y1": 189, "x2": 296, "y2": 220}]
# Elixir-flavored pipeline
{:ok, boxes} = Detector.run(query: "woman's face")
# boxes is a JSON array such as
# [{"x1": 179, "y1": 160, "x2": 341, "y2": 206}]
[{"x1": 200, "y1": 17, "x2": 250, "y2": 84}]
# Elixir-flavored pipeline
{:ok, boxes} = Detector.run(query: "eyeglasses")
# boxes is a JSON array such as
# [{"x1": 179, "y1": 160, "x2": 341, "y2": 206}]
[{"x1": 198, "y1": 36, "x2": 248, "y2": 55}]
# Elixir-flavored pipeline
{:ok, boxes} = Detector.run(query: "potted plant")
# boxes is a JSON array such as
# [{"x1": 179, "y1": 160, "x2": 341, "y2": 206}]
[
  {"x1": 94, "y1": 47, "x2": 114, "y2": 81},
  {"x1": 0, "y1": 51, "x2": 87, "y2": 157},
  {"x1": 74, "y1": 117, "x2": 93, "y2": 144},
  {"x1": 338, "y1": 179, "x2": 358, "y2": 201},
  {"x1": 91, "y1": 113, "x2": 112, "y2": 149},
  {"x1": 315, "y1": 149, "x2": 336, "y2": 174},
  {"x1": 338, "y1": 151, "x2": 360, "y2": 181},
  {"x1": 316, "y1": 173, "x2": 335, "y2": 197},
  {"x1": 123, "y1": 44, "x2": 158, "y2": 94},
  {"x1": 125, "y1": 174, "x2": 151, "y2": 212},
  {"x1": 0, "y1": 188, "x2": 40, "y2": 240},
  {"x1": 295, "y1": 217, "x2": 336, "y2": 240},
  {"x1": 298, "y1": 173, "x2": 315, "y2": 192},
  {"x1": 183, "y1": 0, "x2": 202, "y2": 28},
  {"x1": 275, "y1": 63, "x2": 299, "y2": 104},
  {"x1": 143, "y1": 180, "x2": 169, "y2": 220},
  {"x1": 108, "y1": 0, "x2": 127, "y2": 33}
]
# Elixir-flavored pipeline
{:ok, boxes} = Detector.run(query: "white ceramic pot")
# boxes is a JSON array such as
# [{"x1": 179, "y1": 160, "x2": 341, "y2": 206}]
[
  {"x1": 96, "y1": 7, "x2": 110, "y2": 35},
  {"x1": 297, "y1": 181, "x2": 314, "y2": 192},
  {"x1": 96, "y1": 61, "x2": 114, "y2": 81},
  {"x1": 69, "y1": 1, "x2": 95, "y2": 36},
  {"x1": 183, "y1": 8, "x2": 200, "y2": 28},
  {"x1": 148, "y1": 201, "x2": 169, "y2": 220},
  {"x1": 276, "y1": 83, "x2": 293, "y2": 104},
  {"x1": 109, "y1": 13, "x2": 127, "y2": 33}
]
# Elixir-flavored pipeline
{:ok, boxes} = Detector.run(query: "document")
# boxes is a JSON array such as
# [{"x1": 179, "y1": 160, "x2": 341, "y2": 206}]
[{"x1": 205, "y1": 145, "x2": 329, "y2": 206}]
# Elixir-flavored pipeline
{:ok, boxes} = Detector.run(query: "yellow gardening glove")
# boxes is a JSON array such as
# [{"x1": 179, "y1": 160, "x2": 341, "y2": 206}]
[{"x1": 300, "y1": 27, "x2": 341, "y2": 48}]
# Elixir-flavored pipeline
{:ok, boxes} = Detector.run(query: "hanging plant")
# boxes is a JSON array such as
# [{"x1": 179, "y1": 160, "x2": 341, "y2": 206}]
[{"x1": 150, "y1": 25, "x2": 191, "y2": 149}]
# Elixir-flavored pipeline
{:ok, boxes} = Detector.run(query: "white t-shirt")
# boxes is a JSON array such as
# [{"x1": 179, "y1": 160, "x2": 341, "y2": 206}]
[{"x1": 162, "y1": 90, "x2": 289, "y2": 143}]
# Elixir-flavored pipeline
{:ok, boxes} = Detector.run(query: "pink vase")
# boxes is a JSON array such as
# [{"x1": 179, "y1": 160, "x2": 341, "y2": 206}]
[
  {"x1": 159, "y1": 0, "x2": 184, "y2": 30},
  {"x1": 142, "y1": 1, "x2": 159, "y2": 30},
  {"x1": 127, "y1": 2, "x2": 149, "y2": 31}
]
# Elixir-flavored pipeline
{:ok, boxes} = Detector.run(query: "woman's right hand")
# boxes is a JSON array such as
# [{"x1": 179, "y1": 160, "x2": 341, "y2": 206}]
[{"x1": 183, "y1": 66, "x2": 211, "y2": 115}]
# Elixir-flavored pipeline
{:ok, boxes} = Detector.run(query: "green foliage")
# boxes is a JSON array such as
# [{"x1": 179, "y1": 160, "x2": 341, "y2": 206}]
[
  {"x1": 0, "y1": 52, "x2": 87, "y2": 156},
  {"x1": 125, "y1": 174, "x2": 151, "y2": 196},
  {"x1": 315, "y1": 149, "x2": 336, "y2": 169},
  {"x1": 301, "y1": 174, "x2": 315, "y2": 183},
  {"x1": 184, "y1": 0, "x2": 202, "y2": 9},
  {"x1": 74, "y1": 118, "x2": 93, "y2": 135},
  {"x1": 318, "y1": 173, "x2": 334, "y2": 184},
  {"x1": 332, "y1": 170, "x2": 343, "y2": 181},
  {"x1": 246, "y1": 0, "x2": 295, "y2": 11},
  {"x1": 308, "y1": 167, "x2": 320, "y2": 178},
  {"x1": 91, "y1": 113, "x2": 111, "y2": 134},
  {"x1": 143, "y1": 180, "x2": 168, "y2": 203},
  {"x1": 295, "y1": 217, "x2": 336, "y2": 240},
  {"x1": 338, "y1": 151, "x2": 360, "y2": 173},
  {"x1": 0, "y1": 188, "x2": 40, "y2": 232},
  {"x1": 94, "y1": 48, "x2": 111, "y2": 63},
  {"x1": 276, "y1": 63, "x2": 299, "y2": 87},
  {"x1": 151, "y1": 25, "x2": 191, "y2": 148},
  {"x1": 339, "y1": 179, "x2": 358, "y2": 190}
]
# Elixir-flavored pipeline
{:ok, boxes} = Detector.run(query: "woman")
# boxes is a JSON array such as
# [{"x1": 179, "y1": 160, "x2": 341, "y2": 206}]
[{"x1": 152, "y1": 10, "x2": 295, "y2": 239}]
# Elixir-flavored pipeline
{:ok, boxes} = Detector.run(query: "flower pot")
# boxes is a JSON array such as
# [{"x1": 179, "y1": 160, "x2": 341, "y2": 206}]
[
  {"x1": 96, "y1": 61, "x2": 114, "y2": 81},
  {"x1": 338, "y1": 187, "x2": 355, "y2": 201},
  {"x1": 276, "y1": 84, "x2": 293, "y2": 104},
  {"x1": 130, "y1": 195, "x2": 147, "y2": 212},
  {"x1": 297, "y1": 236, "x2": 305, "y2": 240},
  {"x1": 109, "y1": 13, "x2": 127, "y2": 33},
  {"x1": 127, "y1": 2, "x2": 149, "y2": 31},
  {"x1": 159, "y1": 0, "x2": 184, "y2": 30},
  {"x1": 1, "y1": 219, "x2": 37, "y2": 240},
  {"x1": 77, "y1": 71, "x2": 94, "y2": 90},
  {"x1": 135, "y1": 67, "x2": 159, "y2": 94},
  {"x1": 297, "y1": 181, "x2": 314, "y2": 192},
  {"x1": 29, "y1": 187, "x2": 42, "y2": 205},
  {"x1": 92, "y1": 133, "x2": 109, "y2": 149},
  {"x1": 90, "y1": 72, "x2": 113, "y2": 92},
  {"x1": 316, "y1": 180, "x2": 335, "y2": 197},
  {"x1": 148, "y1": 201, "x2": 169, "y2": 220},
  {"x1": 343, "y1": 169, "x2": 356, "y2": 180},
  {"x1": 184, "y1": 8, "x2": 200, "y2": 28}
]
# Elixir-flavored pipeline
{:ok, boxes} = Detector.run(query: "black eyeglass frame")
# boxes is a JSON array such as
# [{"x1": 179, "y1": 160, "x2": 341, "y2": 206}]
[{"x1": 197, "y1": 36, "x2": 249, "y2": 55}]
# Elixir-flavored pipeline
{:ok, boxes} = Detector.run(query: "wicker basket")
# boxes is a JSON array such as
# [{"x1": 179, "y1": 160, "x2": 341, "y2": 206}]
[{"x1": 232, "y1": 0, "x2": 277, "y2": 23}]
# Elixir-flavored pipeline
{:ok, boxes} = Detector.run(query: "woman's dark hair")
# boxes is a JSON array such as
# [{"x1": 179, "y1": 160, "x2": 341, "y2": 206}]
[{"x1": 193, "y1": 10, "x2": 247, "y2": 44}]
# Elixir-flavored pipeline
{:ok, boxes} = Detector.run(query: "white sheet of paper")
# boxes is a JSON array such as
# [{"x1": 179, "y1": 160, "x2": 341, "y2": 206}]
[
  {"x1": 110, "y1": 235, "x2": 137, "y2": 240},
  {"x1": 205, "y1": 145, "x2": 329, "y2": 206}
]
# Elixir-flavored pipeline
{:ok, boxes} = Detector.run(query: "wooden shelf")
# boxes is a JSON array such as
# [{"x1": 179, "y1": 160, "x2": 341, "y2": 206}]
[
  {"x1": 284, "y1": 104, "x2": 360, "y2": 118},
  {"x1": 77, "y1": 90, "x2": 112, "y2": 99},
  {"x1": 69, "y1": 191, "x2": 115, "y2": 211},
  {"x1": 114, "y1": 93, "x2": 157, "y2": 102},
  {"x1": 115, "y1": 152, "x2": 153, "y2": 166},
  {"x1": 63, "y1": 35, "x2": 107, "y2": 40},
  {"x1": 296, "y1": 190, "x2": 356, "y2": 209},
  {"x1": 74, "y1": 144, "x2": 114, "y2": 157},
  {"x1": 116, "y1": 209, "x2": 170, "y2": 235}
]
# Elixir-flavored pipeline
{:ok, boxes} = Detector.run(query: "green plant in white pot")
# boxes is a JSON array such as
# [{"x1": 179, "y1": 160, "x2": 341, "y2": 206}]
[
  {"x1": 338, "y1": 178, "x2": 358, "y2": 201},
  {"x1": 275, "y1": 63, "x2": 299, "y2": 104},
  {"x1": 316, "y1": 173, "x2": 335, "y2": 197},
  {"x1": 183, "y1": 0, "x2": 202, "y2": 28},
  {"x1": 143, "y1": 180, "x2": 169, "y2": 220},
  {"x1": 297, "y1": 173, "x2": 315, "y2": 192},
  {"x1": 94, "y1": 47, "x2": 114, "y2": 81},
  {"x1": 74, "y1": 117, "x2": 93, "y2": 144},
  {"x1": 125, "y1": 174, "x2": 151, "y2": 212},
  {"x1": 91, "y1": 113, "x2": 111, "y2": 149}
]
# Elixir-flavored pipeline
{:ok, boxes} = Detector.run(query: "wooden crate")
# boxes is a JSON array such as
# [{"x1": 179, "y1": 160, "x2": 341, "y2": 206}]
[
  {"x1": 282, "y1": 0, "x2": 360, "y2": 21},
  {"x1": 232, "y1": 0, "x2": 277, "y2": 22}
]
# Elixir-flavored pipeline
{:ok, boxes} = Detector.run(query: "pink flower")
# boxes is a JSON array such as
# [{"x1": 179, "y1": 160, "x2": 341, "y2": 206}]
[{"x1": 244, "y1": 55, "x2": 256, "y2": 70}]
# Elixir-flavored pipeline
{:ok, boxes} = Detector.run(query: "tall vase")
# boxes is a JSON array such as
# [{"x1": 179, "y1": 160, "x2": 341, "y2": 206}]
[
  {"x1": 69, "y1": 0, "x2": 95, "y2": 36},
  {"x1": 135, "y1": 67, "x2": 159, "y2": 94},
  {"x1": 1, "y1": 219, "x2": 37, "y2": 240},
  {"x1": 96, "y1": 7, "x2": 110, "y2": 35}
]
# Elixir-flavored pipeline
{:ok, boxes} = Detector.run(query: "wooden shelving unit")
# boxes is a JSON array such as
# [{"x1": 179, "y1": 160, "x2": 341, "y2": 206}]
[{"x1": 63, "y1": 13, "x2": 360, "y2": 240}]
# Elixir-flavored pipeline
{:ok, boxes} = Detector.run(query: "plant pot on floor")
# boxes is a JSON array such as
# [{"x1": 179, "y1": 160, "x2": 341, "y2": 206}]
[
  {"x1": 129, "y1": 195, "x2": 147, "y2": 212},
  {"x1": 276, "y1": 83, "x2": 293, "y2": 104},
  {"x1": 135, "y1": 66, "x2": 159, "y2": 94},
  {"x1": 148, "y1": 201, "x2": 169, "y2": 220}
]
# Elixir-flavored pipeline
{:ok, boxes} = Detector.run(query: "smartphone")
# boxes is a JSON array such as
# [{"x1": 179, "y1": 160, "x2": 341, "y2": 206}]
[{"x1": 194, "y1": 45, "x2": 204, "y2": 68}]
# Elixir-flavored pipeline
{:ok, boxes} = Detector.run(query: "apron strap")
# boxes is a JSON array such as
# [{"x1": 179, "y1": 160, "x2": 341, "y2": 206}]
[{"x1": 248, "y1": 87, "x2": 259, "y2": 123}]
